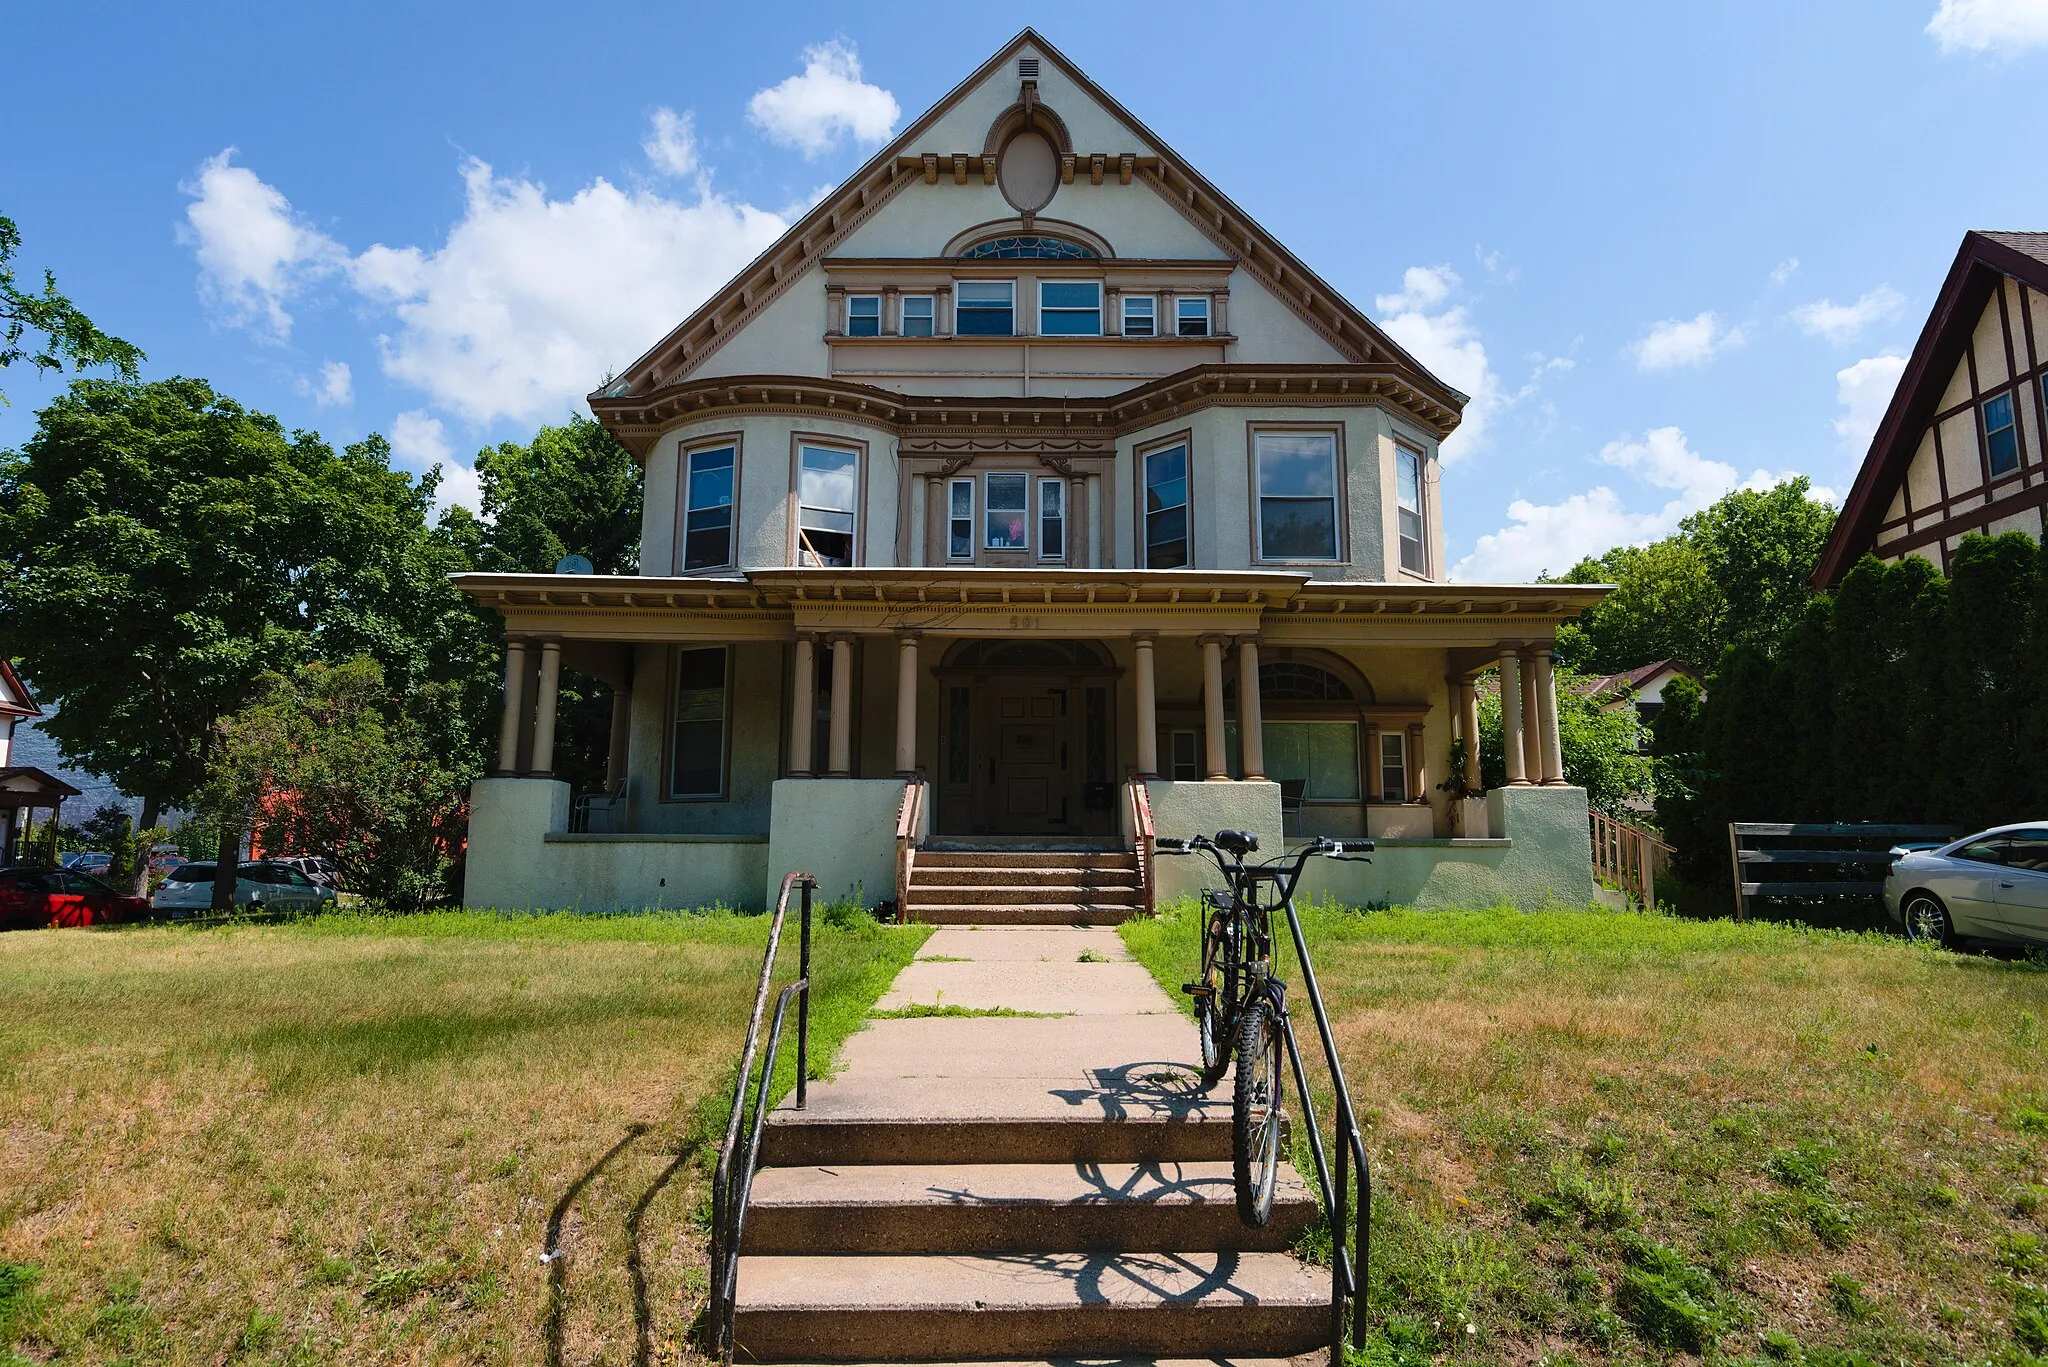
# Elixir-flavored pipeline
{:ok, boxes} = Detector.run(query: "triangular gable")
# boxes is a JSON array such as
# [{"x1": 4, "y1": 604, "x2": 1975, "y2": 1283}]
[
  {"x1": 1813, "y1": 230, "x2": 2048, "y2": 586},
  {"x1": 0, "y1": 660, "x2": 40, "y2": 719},
  {"x1": 592, "y1": 28, "x2": 1462, "y2": 412}
]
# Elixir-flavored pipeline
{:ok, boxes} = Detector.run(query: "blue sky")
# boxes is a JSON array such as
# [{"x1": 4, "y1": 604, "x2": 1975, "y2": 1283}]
[{"x1": 6, "y1": 0, "x2": 2048, "y2": 580}]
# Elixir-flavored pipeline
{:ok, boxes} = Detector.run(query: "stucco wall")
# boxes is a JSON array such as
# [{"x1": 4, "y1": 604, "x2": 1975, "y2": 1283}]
[
  {"x1": 766, "y1": 777, "x2": 906, "y2": 909},
  {"x1": 1144, "y1": 779, "x2": 1284, "y2": 902},
  {"x1": 1291, "y1": 785, "x2": 1596, "y2": 910},
  {"x1": 464, "y1": 777, "x2": 768, "y2": 911},
  {"x1": 624, "y1": 640, "x2": 784, "y2": 835}
]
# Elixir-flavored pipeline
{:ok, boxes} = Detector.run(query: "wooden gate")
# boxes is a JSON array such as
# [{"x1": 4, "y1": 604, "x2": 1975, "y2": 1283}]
[{"x1": 1726, "y1": 822, "x2": 1962, "y2": 920}]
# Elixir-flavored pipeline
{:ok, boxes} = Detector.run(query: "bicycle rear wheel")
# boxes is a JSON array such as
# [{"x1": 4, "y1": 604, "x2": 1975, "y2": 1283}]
[{"x1": 1231, "y1": 998, "x2": 1285, "y2": 1226}]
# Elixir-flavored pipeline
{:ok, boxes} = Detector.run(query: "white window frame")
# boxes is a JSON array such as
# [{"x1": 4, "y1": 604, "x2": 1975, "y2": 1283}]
[
  {"x1": 1038, "y1": 280, "x2": 1102, "y2": 336},
  {"x1": 1395, "y1": 442, "x2": 1427, "y2": 576},
  {"x1": 679, "y1": 441, "x2": 738, "y2": 572},
  {"x1": 1122, "y1": 294, "x2": 1157, "y2": 337},
  {"x1": 1984, "y1": 391, "x2": 2020, "y2": 477},
  {"x1": 984, "y1": 471, "x2": 1030, "y2": 551},
  {"x1": 900, "y1": 294, "x2": 936, "y2": 338},
  {"x1": 1169, "y1": 729, "x2": 1201, "y2": 782},
  {"x1": 1176, "y1": 296, "x2": 1211, "y2": 337},
  {"x1": 846, "y1": 294, "x2": 882, "y2": 337},
  {"x1": 1038, "y1": 477, "x2": 1066, "y2": 562},
  {"x1": 946, "y1": 476, "x2": 975, "y2": 561},
  {"x1": 795, "y1": 442, "x2": 860, "y2": 567},
  {"x1": 1378, "y1": 730, "x2": 1407, "y2": 804},
  {"x1": 955, "y1": 280, "x2": 1016, "y2": 337},
  {"x1": 1252, "y1": 430, "x2": 1342, "y2": 564}
]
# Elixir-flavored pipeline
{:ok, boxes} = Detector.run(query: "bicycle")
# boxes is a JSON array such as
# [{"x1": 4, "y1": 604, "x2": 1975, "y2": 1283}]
[{"x1": 1155, "y1": 829, "x2": 1371, "y2": 1225}]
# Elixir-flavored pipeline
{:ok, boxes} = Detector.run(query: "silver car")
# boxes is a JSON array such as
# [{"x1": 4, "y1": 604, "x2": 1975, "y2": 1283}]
[
  {"x1": 1885, "y1": 823, "x2": 2048, "y2": 948},
  {"x1": 151, "y1": 860, "x2": 338, "y2": 915}
]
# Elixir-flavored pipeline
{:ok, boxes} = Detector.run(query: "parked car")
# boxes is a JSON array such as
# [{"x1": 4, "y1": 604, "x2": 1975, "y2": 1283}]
[
  {"x1": 270, "y1": 854, "x2": 341, "y2": 889},
  {"x1": 1886, "y1": 823, "x2": 2048, "y2": 948},
  {"x1": 151, "y1": 861, "x2": 339, "y2": 916},
  {"x1": 61, "y1": 851, "x2": 114, "y2": 875},
  {"x1": 147, "y1": 846, "x2": 188, "y2": 875},
  {"x1": 0, "y1": 866, "x2": 149, "y2": 929}
]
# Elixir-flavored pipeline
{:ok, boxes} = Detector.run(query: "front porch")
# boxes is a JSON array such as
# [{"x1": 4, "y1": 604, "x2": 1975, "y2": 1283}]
[{"x1": 455, "y1": 570, "x2": 1602, "y2": 913}]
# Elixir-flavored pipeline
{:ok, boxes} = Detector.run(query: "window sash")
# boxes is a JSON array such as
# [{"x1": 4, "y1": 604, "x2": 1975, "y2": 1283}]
[
  {"x1": 846, "y1": 295, "x2": 881, "y2": 337},
  {"x1": 956, "y1": 280, "x2": 1015, "y2": 336},
  {"x1": 1379, "y1": 732, "x2": 1407, "y2": 803},
  {"x1": 985, "y1": 471, "x2": 1029, "y2": 550},
  {"x1": 797, "y1": 445, "x2": 858, "y2": 566},
  {"x1": 1397, "y1": 444, "x2": 1425, "y2": 573},
  {"x1": 1176, "y1": 297, "x2": 1211, "y2": 337},
  {"x1": 1143, "y1": 443, "x2": 1190, "y2": 569},
  {"x1": 1038, "y1": 478, "x2": 1065, "y2": 560},
  {"x1": 1169, "y1": 730, "x2": 1201, "y2": 781},
  {"x1": 901, "y1": 295, "x2": 935, "y2": 337},
  {"x1": 947, "y1": 478, "x2": 974, "y2": 560},
  {"x1": 1039, "y1": 281, "x2": 1101, "y2": 336},
  {"x1": 682, "y1": 445, "x2": 737, "y2": 571},
  {"x1": 1985, "y1": 392, "x2": 2020, "y2": 475},
  {"x1": 1122, "y1": 296, "x2": 1156, "y2": 337},
  {"x1": 1255, "y1": 433, "x2": 1339, "y2": 561},
  {"x1": 669, "y1": 646, "x2": 728, "y2": 798}
]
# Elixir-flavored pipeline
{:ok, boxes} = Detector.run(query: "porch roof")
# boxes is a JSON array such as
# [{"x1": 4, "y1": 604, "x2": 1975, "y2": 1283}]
[{"x1": 452, "y1": 569, "x2": 1610, "y2": 653}]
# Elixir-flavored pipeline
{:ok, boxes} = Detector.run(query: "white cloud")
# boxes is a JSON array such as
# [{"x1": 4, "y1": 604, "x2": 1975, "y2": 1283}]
[
  {"x1": 747, "y1": 39, "x2": 900, "y2": 157},
  {"x1": 1771, "y1": 257, "x2": 1801, "y2": 286},
  {"x1": 388, "y1": 410, "x2": 482, "y2": 517},
  {"x1": 350, "y1": 159, "x2": 790, "y2": 424},
  {"x1": 1375, "y1": 265, "x2": 1458, "y2": 315},
  {"x1": 295, "y1": 359, "x2": 352, "y2": 407},
  {"x1": 1453, "y1": 427, "x2": 1808, "y2": 582},
  {"x1": 1832, "y1": 352, "x2": 1909, "y2": 451},
  {"x1": 1790, "y1": 285, "x2": 1907, "y2": 344},
  {"x1": 643, "y1": 107, "x2": 699, "y2": 178},
  {"x1": 1927, "y1": 0, "x2": 2048, "y2": 53},
  {"x1": 1629, "y1": 311, "x2": 1746, "y2": 372},
  {"x1": 180, "y1": 150, "x2": 345, "y2": 340}
]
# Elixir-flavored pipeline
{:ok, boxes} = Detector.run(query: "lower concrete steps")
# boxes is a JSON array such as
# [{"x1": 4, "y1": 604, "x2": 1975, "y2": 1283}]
[{"x1": 903, "y1": 849, "x2": 1146, "y2": 925}]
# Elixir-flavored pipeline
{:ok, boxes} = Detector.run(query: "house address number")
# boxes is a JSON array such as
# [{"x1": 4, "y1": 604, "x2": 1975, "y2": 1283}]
[{"x1": 1009, "y1": 615, "x2": 1039, "y2": 629}]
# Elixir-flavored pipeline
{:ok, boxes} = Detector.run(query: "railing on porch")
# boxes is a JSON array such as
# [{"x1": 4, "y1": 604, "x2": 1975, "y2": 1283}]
[
  {"x1": 893, "y1": 770, "x2": 927, "y2": 923},
  {"x1": 1124, "y1": 769, "x2": 1157, "y2": 917},
  {"x1": 708, "y1": 870, "x2": 815, "y2": 1364},
  {"x1": 1591, "y1": 809, "x2": 1671, "y2": 909}
]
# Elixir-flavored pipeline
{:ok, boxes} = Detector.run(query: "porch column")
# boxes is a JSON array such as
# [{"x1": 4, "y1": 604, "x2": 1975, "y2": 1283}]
[
  {"x1": 1520, "y1": 646, "x2": 1546, "y2": 786},
  {"x1": 789, "y1": 635, "x2": 817, "y2": 776},
  {"x1": 531, "y1": 639, "x2": 563, "y2": 777},
  {"x1": 1498, "y1": 647, "x2": 1529, "y2": 785},
  {"x1": 827, "y1": 633, "x2": 854, "y2": 777},
  {"x1": 1457, "y1": 679, "x2": 1483, "y2": 789},
  {"x1": 1407, "y1": 722, "x2": 1427, "y2": 802},
  {"x1": 1199, "y1": 634, "x2": 1229, "y2": 780},
  {"x1": 894, "y1": 632, "x2": 920, "y2": 776},
  {"x1": 1235, "y1": 636, "x2": 1265, "y2": 780},
  {"x1": 1534, "y1": 648, "x2": 1567, "y2": 784},
  {"x1": 495, "y1": 639, "x2": 528, "y2": 775},
  {"x1": 1132, "y1": 633, "x2": 1159, "y2": 777}
]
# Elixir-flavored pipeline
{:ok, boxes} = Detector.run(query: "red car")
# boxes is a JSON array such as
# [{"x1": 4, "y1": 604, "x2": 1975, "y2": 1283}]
[{"x1": 0, "y1": 866, "x2": 149, "y2": 929}]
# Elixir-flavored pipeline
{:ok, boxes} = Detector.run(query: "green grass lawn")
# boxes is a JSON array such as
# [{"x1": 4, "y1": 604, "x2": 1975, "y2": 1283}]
[
  {"x1": 0, "y1": 907, "x2": 927, "y2": 1366},
  {"x1": 1123, "y1": 900, "x2": 2048, "y2": 1367}
]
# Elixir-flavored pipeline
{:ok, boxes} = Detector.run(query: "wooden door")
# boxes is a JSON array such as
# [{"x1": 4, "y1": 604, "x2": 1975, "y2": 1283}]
[{"x1": 975, "y1": 683, "x2": 1072, "y2": 834}]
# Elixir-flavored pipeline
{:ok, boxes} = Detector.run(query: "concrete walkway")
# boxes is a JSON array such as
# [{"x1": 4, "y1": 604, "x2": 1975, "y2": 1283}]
[{"x1": 741, "y1": 924, "x2": 1327, "y2": 1363}]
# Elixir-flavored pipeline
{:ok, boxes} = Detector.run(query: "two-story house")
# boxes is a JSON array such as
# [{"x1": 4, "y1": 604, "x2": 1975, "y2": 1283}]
[{"x1": 458, "y1": 30, "x2": 1604, "y2": 914}]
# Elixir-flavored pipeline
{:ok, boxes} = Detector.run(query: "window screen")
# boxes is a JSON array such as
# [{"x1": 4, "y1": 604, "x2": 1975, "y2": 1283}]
[{"x1": 1262, "y1": 721, "x2": 1361, "y2": 801}]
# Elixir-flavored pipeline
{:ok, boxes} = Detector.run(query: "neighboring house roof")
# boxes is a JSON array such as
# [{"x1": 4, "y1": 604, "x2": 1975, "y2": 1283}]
[
  {"x1": 0, "y1": 767, "x2": 83, "y2": 802},
  {"x1": 590, "y1": 28, "x2": 1465, "y2": 421},
  {"x1": 1812, "y1": 230, "x2": 2048, "y2": 587},
  {"x1": 1583, "y1": 659, "x2": 1700, "y2": 699},
  {"x1": 0, "y1": 660, "x2": 41, "y2": 720}
]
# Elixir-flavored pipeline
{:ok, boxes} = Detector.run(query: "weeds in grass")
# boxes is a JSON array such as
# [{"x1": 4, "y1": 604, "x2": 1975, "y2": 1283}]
[
  {"x1": 868, "y1": 1004, "x2": 1071, "y2": 1019},
  {"x1": 1826, "y1": 1271, "x2": 1876, "y2": 1321},
  {"x1": 1615, "y1": 1234, "x2": 1723, "y2": 1352},
  {"x1": 1077, "y1": 947, "x2": 1109, "y2": 963}
]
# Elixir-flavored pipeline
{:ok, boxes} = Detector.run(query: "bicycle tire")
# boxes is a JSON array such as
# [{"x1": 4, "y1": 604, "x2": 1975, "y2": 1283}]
[
  {"x1": 1232, "y1": 997, "x2": 1285, "y2": 1227},
  {"x1": 1195, "y1": 913, "x2": 1239, "y2": 1089}
]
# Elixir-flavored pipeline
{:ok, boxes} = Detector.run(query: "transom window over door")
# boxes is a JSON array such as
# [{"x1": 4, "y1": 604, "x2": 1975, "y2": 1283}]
[
  {"x1": 1143, "y1": 442, "x2": 1190, "y2": 568},
  {"x1": 669, "y1": 646, "x2": 728, "y2": 799},
  {"x1": 1395, "y1": 443, "x2": 1426, "y2": 574},
  {"x1": 681, "y1": 443, "x2": 736, "y2": 571},
  {"x1": 1254, "y1": 431, "x2": 1340, "y2": 562},
  {"x1": 985, "y1": 472, "x2": 1029, "y2": 550},
  {"x1": 796, "y1": 444, "x2": 858, "y2": 566}
]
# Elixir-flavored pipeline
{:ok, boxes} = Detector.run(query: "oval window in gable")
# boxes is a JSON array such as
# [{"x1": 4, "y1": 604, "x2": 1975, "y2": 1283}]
[{"x1": 997, "y1": 130, "x2": 1059, "y2": 213}]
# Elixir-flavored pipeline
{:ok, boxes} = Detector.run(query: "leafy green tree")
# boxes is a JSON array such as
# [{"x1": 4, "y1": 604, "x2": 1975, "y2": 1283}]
[
  {"x1": 1940, "y1": 534, "x2": 2040, "y2": 828},
  {"x1": 1473, "y1": 664, "x2": 1653, "y2": 817},
  {"x1": 1686, "y1": 479, "x2": 1837, "y2": 654},
  {"x1": 1, "y1": 215, "x2": 144, "y2": 404},
  {"x1": 1648, "y1": 675, "x2": 1718, "y2": 885},
  {"x1": 1554, "y1": 537, "x2": 1720, "y2": 674},
  {"x1": 0, "y1": 378, "x2": 490, "y2": 879},
  {"x1": 472, "y1": 414, "x2": 641, "y2": 575}
]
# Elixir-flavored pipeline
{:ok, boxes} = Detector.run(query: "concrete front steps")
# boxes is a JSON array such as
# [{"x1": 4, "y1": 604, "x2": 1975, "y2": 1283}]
[
  {"x1": 903, "y1": 850, "x2": 1145, "y2": 925},
  {"x1": 733, "y1": 926, "x2": 1331, "y2": 1364}
]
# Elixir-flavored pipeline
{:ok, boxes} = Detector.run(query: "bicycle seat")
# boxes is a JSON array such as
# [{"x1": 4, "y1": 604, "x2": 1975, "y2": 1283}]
[{"x1": 1213, "y1": 829, "x2": 1259, "y2": 856}]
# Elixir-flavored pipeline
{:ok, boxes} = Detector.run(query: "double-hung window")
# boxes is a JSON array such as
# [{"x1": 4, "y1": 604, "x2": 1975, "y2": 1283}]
[
  {"x1": 1395, "y1": 443, "x2": 1426, "y2": 574},
  {"x1": 1143, "y1": 443, "x2": 1190, "y2": 569},
  {"x1": 796, "y1": 444, "x2": 858, "y2": 566},
  {"x1": 846, "y1": 295, "x2": 881, "y2": 337},
  {"x1": 1176, "y1": 297, "x2": 1211, "y2": 337},
  {"x1": 1254, "y1": 431, "x2": 1340, "y2": 562},
  {"x1": 985, "y1": 472, "x2": 1029, "y2": 550},
  {"x1": 1984, "y1": 392, "x2": 2020, "y2": 476},
  {"x1": 901, "y1": 295, "x2": 935, "y2": 338},
  {"x1": 1038, "y1": 478, "x2": 1065, "y2": 560},
  {"x1": 1122, "y1": 295, "x2": 1156, "y2": 337},
  {"x1": 956, "y1": 281, "x2": 1015, "y2": 336},
  {"x1": 1039, "y1": 281, "x2": 1101, "y2": 335},
  {"x1": 669, "y1": 646, "x2": 729, "y2": 799},
  {"x1": 946, "y1": 478, "x2": 975, "y2": 560},
  {"x1": 1379, "y1": 732, "x2": 1407, "y2": 803},
  {"x1": 681, "y1": 443, "x2": 736, "y2": 571}
]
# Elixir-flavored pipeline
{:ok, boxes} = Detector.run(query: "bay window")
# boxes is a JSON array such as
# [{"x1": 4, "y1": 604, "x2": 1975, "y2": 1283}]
[
  {"x1": 796, "y1": 444, "x2": 858, "y2": 566},
  {"x1": 1396, "y1": 442, "x2": 1426, "y2": 574},
  {"x1": 1143, "y1": 442, "x2": 1190, "y2": 569},
  {"x1": 1254, "y1": 431, "x2": 1340, "y2": 562},
  {"x1": 680, "y1": 443, "x2": 736, "y2": 571},
  {"x1": 985, "y1": 471, "x2": 1029, "y2": 550}
]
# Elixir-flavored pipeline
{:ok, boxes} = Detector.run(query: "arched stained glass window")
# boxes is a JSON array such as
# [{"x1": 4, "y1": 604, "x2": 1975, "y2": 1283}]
[
  {"x1": 959, "y1": 236, "x2": 1098, "y2": 260},
  {"x1": 1224, "y1": 661, "x2": 1356, "y2": 702}
]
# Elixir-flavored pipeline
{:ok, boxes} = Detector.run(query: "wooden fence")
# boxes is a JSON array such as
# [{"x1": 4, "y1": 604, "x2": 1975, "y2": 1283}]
[
  {"x1": 1591, "y1": 810, "x2": 1671, "y2": 909},
  {"x1": 1726, "y1": 822, "x2": 1962, "y2": 920}
]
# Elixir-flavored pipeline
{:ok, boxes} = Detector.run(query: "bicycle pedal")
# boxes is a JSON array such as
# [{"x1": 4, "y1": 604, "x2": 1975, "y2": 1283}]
[{"x1": 1181, "y1": 982, "x2": 1215, "y2": 998}]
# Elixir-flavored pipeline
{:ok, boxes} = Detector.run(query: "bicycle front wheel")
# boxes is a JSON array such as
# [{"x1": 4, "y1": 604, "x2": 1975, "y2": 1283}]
[
  {"x1": 1195, "y1": 912, "x2": 1238, "y2": 1089},
  {"x1": 1231, "y1": 998, "x2": 1285, "y2": 1227}
]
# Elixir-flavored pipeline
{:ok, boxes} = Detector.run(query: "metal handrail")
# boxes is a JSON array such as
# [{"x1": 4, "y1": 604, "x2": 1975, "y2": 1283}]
[
  {"x1": 1275, "y1": 894, "x2": 1372, "y2": 1365},
  {"x1": 707, "y1": 870, "x2": 815, "y2": 1362}
]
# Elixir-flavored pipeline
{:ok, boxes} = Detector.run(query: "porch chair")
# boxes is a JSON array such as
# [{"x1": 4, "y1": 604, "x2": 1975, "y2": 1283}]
[
  {"x1": 1278, "y1": 779, "x2": 1306, "y2": 838},
  {"x1": 573, "y1": 780, "x2": 628, "y2": 834}
]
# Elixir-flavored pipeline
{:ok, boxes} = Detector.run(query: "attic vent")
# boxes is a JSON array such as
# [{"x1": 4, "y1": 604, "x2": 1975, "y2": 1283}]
[{"x1": 1017, "y1": 57, "x2": 1039, "y2": 78}]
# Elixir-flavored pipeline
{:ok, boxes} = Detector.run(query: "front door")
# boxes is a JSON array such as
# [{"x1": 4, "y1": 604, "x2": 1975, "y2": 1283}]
[{"x1": 976, "y1": 682, "x2": 1072, "y2": 834}]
